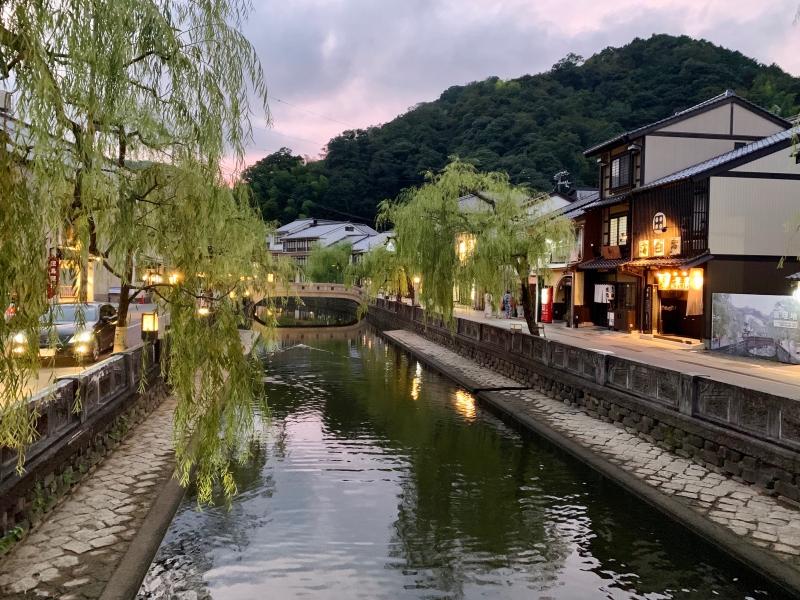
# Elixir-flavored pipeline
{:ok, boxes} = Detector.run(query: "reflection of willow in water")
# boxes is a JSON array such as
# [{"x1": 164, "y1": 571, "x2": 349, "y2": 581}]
[{"x1": 345, "y1": 339, "x2": 573, "y2": 597}]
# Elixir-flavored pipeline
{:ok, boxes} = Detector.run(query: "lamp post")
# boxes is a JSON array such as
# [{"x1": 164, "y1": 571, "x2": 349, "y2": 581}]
[
  {"x1": 794, "y1": 283, "x2": 800, "y2": 304},
  {"x1": 412, "y1": 276, "x2": 421, "y2": 307},
  {"x1": 141, "y1": 312, "x2": 158, "y2": 342}
]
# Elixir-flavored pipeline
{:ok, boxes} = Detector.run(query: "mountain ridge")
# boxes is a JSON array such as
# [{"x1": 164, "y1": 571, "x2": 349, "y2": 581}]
[{"x1": 244, "y1": 33, "x2": 800, "y2": 226}]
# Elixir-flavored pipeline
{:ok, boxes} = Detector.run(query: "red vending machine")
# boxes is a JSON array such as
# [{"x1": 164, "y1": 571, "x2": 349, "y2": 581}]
[{"x1": 540, "y1": 286, "x2": 553, "y2": 324}]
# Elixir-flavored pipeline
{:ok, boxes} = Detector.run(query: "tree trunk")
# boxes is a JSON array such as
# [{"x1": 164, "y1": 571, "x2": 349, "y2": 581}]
[
  {"x1": 114, "y1": 281, "x2": 132, "y2": 353},
  {"x1": 520, "y1": 279, "x2": 540, "y2": 337},
  {"x1": 113, "y1": 249, "x2": 135, "y2": 353}
]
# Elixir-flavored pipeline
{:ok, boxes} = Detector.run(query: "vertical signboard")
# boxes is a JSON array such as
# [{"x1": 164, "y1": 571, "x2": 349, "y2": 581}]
[
  {"x1": 643, "y1": 284, "x2": 654, "y2": 334},
  {"x1": 46, "y1": 255, "x2": 60, "y2": 300}
]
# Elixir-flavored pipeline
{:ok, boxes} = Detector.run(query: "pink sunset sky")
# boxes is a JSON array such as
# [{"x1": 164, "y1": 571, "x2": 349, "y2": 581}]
[{"x1": 227, "y1": 0, "x2": 800, "y2": 173}]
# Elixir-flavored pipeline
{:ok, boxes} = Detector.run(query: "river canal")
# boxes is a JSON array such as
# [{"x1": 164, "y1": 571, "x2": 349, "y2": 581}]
[{"x1": 140, "y1": 328, "x2": 783, "y2": 599}]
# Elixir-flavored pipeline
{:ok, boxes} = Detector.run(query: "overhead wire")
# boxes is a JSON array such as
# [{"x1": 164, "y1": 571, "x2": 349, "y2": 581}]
[{"x1": 268, "y1": 95, "x2": 354, "y2": 128}]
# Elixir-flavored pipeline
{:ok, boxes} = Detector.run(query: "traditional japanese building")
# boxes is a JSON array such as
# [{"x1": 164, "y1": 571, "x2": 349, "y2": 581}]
[{"x1": 562, "y1": 90, "x2": 800, "y2": 344}]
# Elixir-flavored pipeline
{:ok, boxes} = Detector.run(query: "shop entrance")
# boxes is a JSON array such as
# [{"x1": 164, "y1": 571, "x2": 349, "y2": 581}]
[
  {"x1": 652, "y1": 268, "x2": 705, "y2": 341},
  {"x1": 552, "y1": 276, "x2": 572, "y2": 322}
]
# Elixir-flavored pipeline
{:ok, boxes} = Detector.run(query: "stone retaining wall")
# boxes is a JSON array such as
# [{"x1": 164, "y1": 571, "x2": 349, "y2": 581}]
[
  {"x1": 0, "y1": 341, "x2": 169, "y2": 554},
  {"x1": 367, "y1": 300, "x2": 800, "y2": 504}
]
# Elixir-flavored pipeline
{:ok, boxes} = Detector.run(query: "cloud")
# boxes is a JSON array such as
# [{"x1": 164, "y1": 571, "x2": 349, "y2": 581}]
[{"x1": 233, "y1": 0, "x2": 800, "y2": 169}]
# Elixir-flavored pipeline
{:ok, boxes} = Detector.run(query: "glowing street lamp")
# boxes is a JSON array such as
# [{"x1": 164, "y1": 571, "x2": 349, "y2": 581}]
[{"x1": 141, "y1": 312, "x2": 158, "y2": 342}]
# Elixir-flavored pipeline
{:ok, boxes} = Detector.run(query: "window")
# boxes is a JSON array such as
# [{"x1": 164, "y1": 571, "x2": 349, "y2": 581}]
[
  {"x1": 610, "y1": 154, "x2": 631, "y2": 189},
  {"x1": 345, "y1": 226, "x2": 354, "y2": 232},
  {"x1": 604, "y1": 214, "x2": 628, "y2": 246},
  {"x1": 284, "y1": 240, "x2": 311, "y2": 252}
]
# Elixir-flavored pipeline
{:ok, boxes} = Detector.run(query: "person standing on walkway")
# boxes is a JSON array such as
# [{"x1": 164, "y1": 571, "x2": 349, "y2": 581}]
[
  {"x1": 484, "y1": 292, "x2": 493, "y2": 318},
  {"x1": 503, "y1": 290, "x2": 511, "y2": 318}
]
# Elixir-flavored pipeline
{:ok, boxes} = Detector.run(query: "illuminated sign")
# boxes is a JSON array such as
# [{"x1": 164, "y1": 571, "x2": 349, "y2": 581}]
[{"x1": 656, "y1": 268, "x2": 703, "y2": 291}]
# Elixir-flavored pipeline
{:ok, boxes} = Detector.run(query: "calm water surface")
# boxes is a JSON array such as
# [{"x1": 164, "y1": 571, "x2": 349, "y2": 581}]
[{"x1": 144, "y1": 328, "x2": 783, "y2": 599}]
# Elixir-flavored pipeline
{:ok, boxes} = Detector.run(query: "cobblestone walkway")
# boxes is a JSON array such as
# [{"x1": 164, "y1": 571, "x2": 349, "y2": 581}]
[
  {"x1": 0, "y1": 395, "x2": 177, "y2": 599},
  {"x1": 385, "y1": 329, "x2": 800, "y2": 569}
]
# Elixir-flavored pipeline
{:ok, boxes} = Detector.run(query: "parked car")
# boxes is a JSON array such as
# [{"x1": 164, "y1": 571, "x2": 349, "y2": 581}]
[{"x1": 12, "y1": 303, "x2": 118, "y2": 363}]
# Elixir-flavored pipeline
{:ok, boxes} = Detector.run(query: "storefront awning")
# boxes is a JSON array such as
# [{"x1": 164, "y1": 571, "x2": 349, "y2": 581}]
[
  {"x1": 627, "y1": 252, "x2": 713, "y2": 269},
  {"x1": 577, "y1": 258, "x2": 629, "y2": 270}
]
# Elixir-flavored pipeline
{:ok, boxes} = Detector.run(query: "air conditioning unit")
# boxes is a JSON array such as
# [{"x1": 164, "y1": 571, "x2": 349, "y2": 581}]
[{"x1": 0, "y1": 91, "x2": 12, "y2": 113}]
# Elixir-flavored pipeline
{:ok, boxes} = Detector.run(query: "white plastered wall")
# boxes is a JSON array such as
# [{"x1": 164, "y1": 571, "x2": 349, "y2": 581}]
[{"x1": 709, "y1": 149, "x2": 800, "y2": 257}]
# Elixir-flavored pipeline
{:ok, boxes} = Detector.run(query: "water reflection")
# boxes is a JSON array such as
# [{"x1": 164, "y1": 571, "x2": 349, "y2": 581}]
[
  {"x1": 410, "y1": 362, "x2": 422, "y2": 401},
  {"x1": 140, "y1": 327, "x2": 784, "y2": 600},
  {"x1": 452, "y1": 390, "x2": 476, "y2": 421}
]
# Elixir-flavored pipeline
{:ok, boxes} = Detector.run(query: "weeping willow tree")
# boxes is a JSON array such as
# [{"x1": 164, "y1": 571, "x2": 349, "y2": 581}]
[
  {"x1": 0, "y1": 0, "x2": 288, "y2": 503},
  {"x1": 305, "y1": 240, "x2": 353, "y2": 284},
  {"x1": 373, "y1": 158, "x2": 573, "y2": 335},
  {"x1": 345, "y1": 242, "x2": 409, "y2": 319}
]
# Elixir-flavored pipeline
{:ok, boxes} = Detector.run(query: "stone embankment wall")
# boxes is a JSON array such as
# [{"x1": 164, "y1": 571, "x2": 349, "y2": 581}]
[
  {"x1": 367, "y1": 300, "x2": 800, "y2": 505},
  {"x1": 0, "y1": 341, "x2": 168, "y2": 556}
]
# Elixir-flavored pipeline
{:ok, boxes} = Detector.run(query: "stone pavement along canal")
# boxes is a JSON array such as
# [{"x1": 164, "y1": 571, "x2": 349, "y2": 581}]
[
  {"x1": 383, "y1": 329, "x2": 800, "y2": 586},
  {"x1": 0, "y1": 394, "x2": 178, "y2": 599},
  {"x1": 453, "y1": 306, "x2": 800, "y2": 401}
]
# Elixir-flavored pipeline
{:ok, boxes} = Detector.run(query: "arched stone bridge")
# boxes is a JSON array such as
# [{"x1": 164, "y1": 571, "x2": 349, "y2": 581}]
[{"x1": 250, "y1": 282, "x2": 365, "y2": 305}]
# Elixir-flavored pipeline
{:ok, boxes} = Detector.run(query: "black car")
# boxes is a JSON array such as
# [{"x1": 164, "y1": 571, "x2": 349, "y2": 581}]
[{"x1": 14, "y1": 303, "x2": 119, "y2": 363}]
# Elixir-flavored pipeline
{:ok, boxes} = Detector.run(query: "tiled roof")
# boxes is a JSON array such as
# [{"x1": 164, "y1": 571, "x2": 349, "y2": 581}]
[
  {"x1": 352, "y1": 231, "x2": 394, "y2": 253},
  {"x1": 276, "y1": 218, "x2": 338, "y2": 234},
  {"x1": 584, "y1": 90, "x2": 790, "y2": 157},
  {"x1": 636, "y1": 127, "x2": 799, "y2": 191},
  {"x1": 281, "y1": 222, "x2": 377, "y2": 240},
  {"x1": 558, "y1": 191, "x2": 627, "y2": 220},
  {"x1": 577, "y1": 258, "x2": 628, "y2": 270},
  {"x1": 787, "y1": 271, "x2": 800, "y2": 281},
  {"x1": 627, "y1": 252, "x2": 713, "y2": 268}
]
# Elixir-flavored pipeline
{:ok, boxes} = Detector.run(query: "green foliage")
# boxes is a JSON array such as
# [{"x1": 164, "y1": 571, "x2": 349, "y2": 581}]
[
  {"x1": 242, "y1": 148, "x2": 329, "y2": 223},
  {"x1": 346, "y1": 244, "x2": 409, "y2": 315},
  {"x1": 304, "y1": 241, "x2": 352, "y2": 284},
  {"x1": 0, "y1": 0, "x2": 289, "y2": 504},
  {"x1": 372, "y1": 158, "x2": 572, "y2": 329},
  {"x1": 246, "y1": 34, "x2": 800, "y2": 225}
]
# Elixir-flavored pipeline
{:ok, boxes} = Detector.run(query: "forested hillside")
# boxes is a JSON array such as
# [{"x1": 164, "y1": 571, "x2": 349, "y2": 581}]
[{"x1": 244, "y1": 34, "x2": 800, "y2": 226}]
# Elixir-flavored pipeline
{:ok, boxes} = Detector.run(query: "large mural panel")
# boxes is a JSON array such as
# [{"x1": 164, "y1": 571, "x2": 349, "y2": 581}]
[{"x1": 711, "y1": 294, "x2": 800, "y2": 364}]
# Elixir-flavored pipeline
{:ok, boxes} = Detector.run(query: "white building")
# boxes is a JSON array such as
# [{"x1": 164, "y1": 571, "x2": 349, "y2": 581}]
[{"x1": 269, "y1": 219, "x2": 378, "y2": 266}]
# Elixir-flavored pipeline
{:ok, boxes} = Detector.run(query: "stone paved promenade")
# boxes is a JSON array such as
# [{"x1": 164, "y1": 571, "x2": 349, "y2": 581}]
[
  {"x1": 0, "y1": 395, "x2": 177, "y2": 599},
  {"x1": 385, "y1": 329, "x2": 800, "y2": 569}
]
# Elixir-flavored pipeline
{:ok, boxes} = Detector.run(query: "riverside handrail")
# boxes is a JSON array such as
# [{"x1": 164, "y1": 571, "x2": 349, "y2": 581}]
[
  {"x1": 0, "y1": 340, "x2": 163, "y2": 482},
  {"x1": 372, "y1": 298, "x2": 800, "y2": 454}
]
